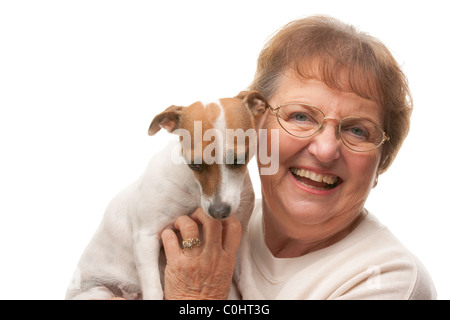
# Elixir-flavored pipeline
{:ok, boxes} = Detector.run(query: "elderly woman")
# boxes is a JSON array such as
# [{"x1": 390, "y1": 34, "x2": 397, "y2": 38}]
[{"x1": 161, "y1": 15, "x2": 436, "y2": 299}]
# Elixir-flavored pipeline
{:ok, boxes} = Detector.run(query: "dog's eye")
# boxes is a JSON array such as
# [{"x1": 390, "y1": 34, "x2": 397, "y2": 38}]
[
  {"x1": 227, "y1": 163, "x2": 245, "y2": 169},
  {"x1": 188, "y1": 163, "x2": 204, "y2": 172},
  {"x1": 226, "y1": 158, "x2": 246, "y2": 169}
]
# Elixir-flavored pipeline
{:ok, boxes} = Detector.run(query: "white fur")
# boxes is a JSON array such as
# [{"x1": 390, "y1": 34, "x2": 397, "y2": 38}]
[{"x1": 215, "y1": 102, "x2": 245, "y2": 214}]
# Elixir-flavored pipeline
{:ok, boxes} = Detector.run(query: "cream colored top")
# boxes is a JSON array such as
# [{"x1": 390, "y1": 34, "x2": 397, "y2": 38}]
[{"x1": 231, "y1": 200, "x2": 437, "y2": 300}]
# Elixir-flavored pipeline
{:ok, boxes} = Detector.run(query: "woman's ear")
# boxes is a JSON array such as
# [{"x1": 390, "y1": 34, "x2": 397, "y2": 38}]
[{"x1": 373, "y1": 174, "x2": 379, "y2": 188}]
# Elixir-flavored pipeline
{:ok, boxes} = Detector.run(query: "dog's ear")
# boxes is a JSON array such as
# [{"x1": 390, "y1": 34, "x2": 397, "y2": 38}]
[
  {"x1": 236, "y1": 90, "x2": 269, "y2": 118},
  {"x1": 235, "y1": 90, "x2": 250, "y2": 100},
  {"x1": 148, "y1": 105, "x2": 184, "y2": 136}
]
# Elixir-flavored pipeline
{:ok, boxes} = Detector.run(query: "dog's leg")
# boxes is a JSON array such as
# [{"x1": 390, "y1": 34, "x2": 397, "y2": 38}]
[
  {"x1": 71, "y1": 286, "x2": 117, "y2": 300},
  {"x1": 134, "y1": 232, "x2": 164, "y2": 300}
]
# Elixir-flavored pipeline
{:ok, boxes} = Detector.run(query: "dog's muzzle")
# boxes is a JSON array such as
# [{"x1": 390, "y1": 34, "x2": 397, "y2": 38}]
[{"x1": 208, "y1": 202, "x2": 231, "y2": 219}]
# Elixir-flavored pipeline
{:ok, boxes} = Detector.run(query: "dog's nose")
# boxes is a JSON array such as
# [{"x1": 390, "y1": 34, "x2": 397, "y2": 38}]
[{"x1": 208, "y1": 202, "x2": 231, "y2": 219}]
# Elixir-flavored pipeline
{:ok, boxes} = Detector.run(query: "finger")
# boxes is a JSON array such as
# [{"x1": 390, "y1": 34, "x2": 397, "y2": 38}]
[
  {"x1": 174, "y1": 215, "x2": 202, "y2": 253},
  {"x1": 161, "y1": 228, "x2": 182, "y2": 259},
  {"x1": 192, "y1": 208, "x2": 223, "y2": 248},
  {"x1": 222, "y1": 215, "x2": 242, "y2": 254},
  {"x1": 174, "y1": 215, "x2": 200, "y2": 240}
]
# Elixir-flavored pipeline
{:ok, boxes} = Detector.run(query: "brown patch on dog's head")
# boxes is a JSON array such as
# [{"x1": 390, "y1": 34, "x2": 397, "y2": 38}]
[{"x1": 147, "y1": 92, "x2": 268, "y2": 218}]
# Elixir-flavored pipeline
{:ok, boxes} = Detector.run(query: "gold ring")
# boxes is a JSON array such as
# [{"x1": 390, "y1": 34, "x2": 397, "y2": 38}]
[{"x1": 182, "y1": 238, "x2": 201, "y2": 250}]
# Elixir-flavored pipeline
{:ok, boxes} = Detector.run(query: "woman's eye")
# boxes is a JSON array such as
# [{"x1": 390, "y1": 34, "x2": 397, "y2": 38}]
[
  {"x1": 349, "y1": 126, "x2": 368, "y2": 138},
  {"x1": 296, "y1": 113, "x2": 308, "y2": 121},
  {"x1": 227, "y1": 160, "x2": 245, "y2": 169},
  {"x1": 290, "y1": 112, "x2": 311, "y2": 122}
]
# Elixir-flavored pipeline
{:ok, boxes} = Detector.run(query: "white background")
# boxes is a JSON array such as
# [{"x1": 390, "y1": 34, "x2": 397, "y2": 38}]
[{"x1": 1, "y1": 0, "x2": 449, "y2": 299}]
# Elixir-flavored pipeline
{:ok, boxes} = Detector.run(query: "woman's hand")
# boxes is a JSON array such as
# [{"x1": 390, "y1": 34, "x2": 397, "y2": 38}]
[{"x1": 161, "y1": 208, "x2": 242, "y2": 300}]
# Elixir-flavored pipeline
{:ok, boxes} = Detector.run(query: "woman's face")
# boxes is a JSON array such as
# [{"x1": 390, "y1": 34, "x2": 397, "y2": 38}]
[{"x1": 258, "y1": 71, "x2": 383, "y2": 243}]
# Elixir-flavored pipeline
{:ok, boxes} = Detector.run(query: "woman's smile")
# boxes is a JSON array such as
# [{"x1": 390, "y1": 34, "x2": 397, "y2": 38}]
[{"x1": 289, "y1": 167, "x2": 343, "y2": 191}]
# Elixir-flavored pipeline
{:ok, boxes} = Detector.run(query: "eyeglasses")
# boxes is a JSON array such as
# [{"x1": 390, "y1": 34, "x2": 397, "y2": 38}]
[{"x1": 268, "y1": 103, "x2": 390, "y2": 152}]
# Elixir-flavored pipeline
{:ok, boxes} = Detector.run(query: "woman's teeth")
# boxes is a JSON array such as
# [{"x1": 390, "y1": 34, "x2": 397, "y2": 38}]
[{"x1": 290, "y1": 168, "x2": 340, "y2": 186}]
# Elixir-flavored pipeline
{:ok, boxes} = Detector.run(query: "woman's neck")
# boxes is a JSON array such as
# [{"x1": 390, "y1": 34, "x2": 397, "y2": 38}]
[{"x1": 262, "y1": 202, "x2": 367, "y2": 258}]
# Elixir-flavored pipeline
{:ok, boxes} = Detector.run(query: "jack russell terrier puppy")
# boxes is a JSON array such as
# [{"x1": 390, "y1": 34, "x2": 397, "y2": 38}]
[{"x1": 66, "y1": 91, "x2": 268, "y2": 299}]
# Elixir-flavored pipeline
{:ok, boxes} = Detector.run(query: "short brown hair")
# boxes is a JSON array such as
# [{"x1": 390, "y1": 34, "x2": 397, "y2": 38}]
[{"x1": 250, "y1": 15, "x2": 412, "y2": 173}]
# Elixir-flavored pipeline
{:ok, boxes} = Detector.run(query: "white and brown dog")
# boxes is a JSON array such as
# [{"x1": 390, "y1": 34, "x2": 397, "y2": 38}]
[{"x1": 66, "y1": 91, "x2": 268, "y2": 299}]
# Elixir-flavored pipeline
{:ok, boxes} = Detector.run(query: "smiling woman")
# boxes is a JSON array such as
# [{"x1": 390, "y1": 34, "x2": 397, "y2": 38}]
[{"x1": 224, "y1": 15, "x2": 436, "y2": 299}]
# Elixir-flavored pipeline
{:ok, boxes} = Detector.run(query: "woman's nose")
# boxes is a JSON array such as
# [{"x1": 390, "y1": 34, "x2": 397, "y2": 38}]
[{"x1": 307, "y1": 122, "x2": 341, "y2": 163}]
